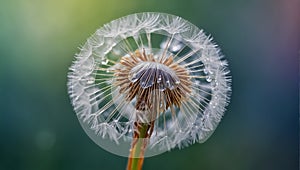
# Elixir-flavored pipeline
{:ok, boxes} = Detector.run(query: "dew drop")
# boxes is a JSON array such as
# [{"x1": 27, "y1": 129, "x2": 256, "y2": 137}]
[
  {"x1": 112, "y1": 48, "x2": 121, "y2": 55},
  {"x1": 166, "y1": 80, "x2": 170, "y2": 87},
  {"x1": 160, "y1": 40, "x2": 167, "y2": 49},
  {"x1": 129, "y1": 73, "x2": 139, "y2": 83},
  {"x1": 213, "y1": 94, "x2": 219, "y2": 100},
  {"x1": 206, "y1": 76, "x2": 212, "y2": 82},
  {"x1": 87, "y1": 80, "x2": 94, "y2": 84},
  {"x1": 202, "y1": 57, "x2": 208, "y2": 63},
  {"x1": 170, "y1": 43, "x2": 183, "y2": 52},
  {"x1": 101, "y1": 59, "x2": 109, "y2": 65},
  {"x1": 157, "y1": 75, "x2": 162, "y2": 83},
  {"x1": 212, "y1": 80, "x2": 219, "y2": 90},
  {"x1": 86, "y1": 77, "x2": 95, "y2": 84},
  {"x1": 209, "y1": 101, "x2": 217, "y2": 108}
]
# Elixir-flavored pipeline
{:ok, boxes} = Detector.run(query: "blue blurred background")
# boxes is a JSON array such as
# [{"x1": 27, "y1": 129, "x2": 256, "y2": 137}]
[{"x1": 0, "y1": 0, "x2": 299, "y2": 170}]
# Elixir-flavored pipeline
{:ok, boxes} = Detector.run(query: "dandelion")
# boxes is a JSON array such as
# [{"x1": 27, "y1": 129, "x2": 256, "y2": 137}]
[{"x1": 68, "y1": 12, "x2": 231, "y2": 170}]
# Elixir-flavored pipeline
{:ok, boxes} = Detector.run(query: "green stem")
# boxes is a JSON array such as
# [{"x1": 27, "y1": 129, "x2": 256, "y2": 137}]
[{"x1": 127, "y1": 123, "x2": 149, "y2": 170}]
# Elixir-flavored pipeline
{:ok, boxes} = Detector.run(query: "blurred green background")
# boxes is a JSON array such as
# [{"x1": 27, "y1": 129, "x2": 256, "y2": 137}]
[{"x1": 0, "y1": 0, "x2": 299, "y2": 170}]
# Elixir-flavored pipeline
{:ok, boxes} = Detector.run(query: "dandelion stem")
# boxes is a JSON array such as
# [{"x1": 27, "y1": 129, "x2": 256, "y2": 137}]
[{"x1": 127, "y1": 122, "x2": 150, "y2": 170}]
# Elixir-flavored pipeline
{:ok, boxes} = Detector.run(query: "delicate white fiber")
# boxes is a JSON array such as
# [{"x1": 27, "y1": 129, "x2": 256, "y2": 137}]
[{"x1": 68, "y1": 12, "x2": 231, "y2": 156}]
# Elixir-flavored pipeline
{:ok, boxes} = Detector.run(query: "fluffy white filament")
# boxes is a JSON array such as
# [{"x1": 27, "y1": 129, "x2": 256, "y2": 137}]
[{"x1": 68, "y1": 12, "x2": 231, "y2": 156}]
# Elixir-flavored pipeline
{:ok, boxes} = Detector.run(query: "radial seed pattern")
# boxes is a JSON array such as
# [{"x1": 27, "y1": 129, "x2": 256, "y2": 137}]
[{"x1": 68, "y1": 12, "x2": 231, "y2": 156}]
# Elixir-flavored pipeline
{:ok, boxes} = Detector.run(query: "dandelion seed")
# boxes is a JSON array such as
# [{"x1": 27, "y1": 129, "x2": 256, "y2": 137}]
[{"x1": 68, "y1": 12, "x2": 231, "y2": 168}]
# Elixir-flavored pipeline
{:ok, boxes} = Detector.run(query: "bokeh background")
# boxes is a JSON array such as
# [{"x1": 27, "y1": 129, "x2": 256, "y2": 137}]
[{"x1": 0, "y1": 0, "x2": 299, "y2": 170}]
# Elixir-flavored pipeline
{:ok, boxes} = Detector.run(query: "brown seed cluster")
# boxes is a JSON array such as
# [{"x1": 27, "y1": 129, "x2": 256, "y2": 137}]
[{"x1": 114, "y1": 50, "x2": 192, "y2": 114}]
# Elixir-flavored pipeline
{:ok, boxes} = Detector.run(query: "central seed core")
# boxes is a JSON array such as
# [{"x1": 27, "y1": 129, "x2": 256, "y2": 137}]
[
  {"x1": 114, "y1": 50, "x2": 192, "y2": 119},
  {"x1": 129, "y1": 62, "x2": 180, "y2": 90}
]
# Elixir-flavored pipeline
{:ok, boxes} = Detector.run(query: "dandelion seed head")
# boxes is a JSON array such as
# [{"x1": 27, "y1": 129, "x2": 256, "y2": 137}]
[{"x1": 68, "y1": 12, "x2": 231, "y2": 157}]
